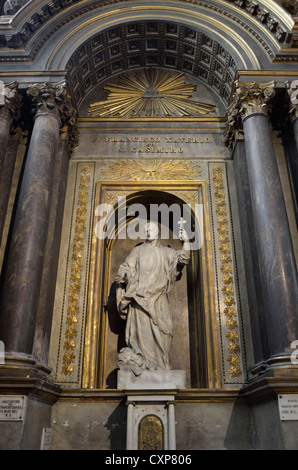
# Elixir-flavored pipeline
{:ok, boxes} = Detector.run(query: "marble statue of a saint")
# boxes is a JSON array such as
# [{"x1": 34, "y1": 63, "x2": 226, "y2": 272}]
[{"x1": 116, "y1": 222, "x2": 190, "y2": 375}]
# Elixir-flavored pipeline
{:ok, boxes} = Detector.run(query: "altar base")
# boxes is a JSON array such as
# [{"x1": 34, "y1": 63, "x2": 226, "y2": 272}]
[{"x1": 118, "y1": 370, "x2": 186, "y2": 450}]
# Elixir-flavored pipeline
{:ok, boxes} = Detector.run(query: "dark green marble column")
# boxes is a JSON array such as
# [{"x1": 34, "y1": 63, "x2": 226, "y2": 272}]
[
  {"x1": 227, "y1": 81, "x2": 298, "y2": 369},
  {"x1": 287, "y1": 82, "x2": 298, "y2": 152},
  {"x1": 285, "y1": 82, "x2": 298, "y2": 223},
  {"x1": 0, "y1": 81, "x2": 76, "y2": 364},
  {"x1": 0, "y1": 83, "x2": 21, "y2": 171},
  {"x1": 0, "y1": 84, "x2": 23, "y2": 244}
]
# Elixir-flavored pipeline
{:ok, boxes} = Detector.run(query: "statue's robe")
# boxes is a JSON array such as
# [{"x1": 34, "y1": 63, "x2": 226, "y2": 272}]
[{"x1": 116, "y1": 240, "x2": 190, "y2": 370}]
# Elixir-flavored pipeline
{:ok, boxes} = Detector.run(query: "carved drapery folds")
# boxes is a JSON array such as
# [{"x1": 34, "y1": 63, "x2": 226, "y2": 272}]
[
  {"x1": 27, "y1": 80, "x2": 78, "y2": 149},
  {"x1": 223, "y1": 80, "x2": 276, "y2": 148}
]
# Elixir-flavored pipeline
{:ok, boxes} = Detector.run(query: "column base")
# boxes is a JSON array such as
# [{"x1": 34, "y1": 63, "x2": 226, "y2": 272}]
[
  {"x1": 249, "y1": 353, "x2": 298, "y2": 379},
  {"x1": 0, "y1": 352, "x2": 61, "y2": 449}
]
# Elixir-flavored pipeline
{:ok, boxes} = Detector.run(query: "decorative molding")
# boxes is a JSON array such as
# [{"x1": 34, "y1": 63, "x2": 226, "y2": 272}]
[
  {"x1": 100, "y1": 159, "x2": 202, "y2": 181},
  {"x1": 211, "y1": 163, "x2": 243, "y2": 380},
  {"x1": 2, "y1": 0, "x2": 29, "y2": 15},
  {"x1": 0, "y1": 0, "x2": 291, "y2": 50},
  {"x1": 61, "y1": 165, "x2": 91, "y2": 377},
  {"x1": 224, "y1": 0, "x2": 290, "y2": 43},
  {"x1": 277, "y1": 0, "x2": 298, "y2": 15}
]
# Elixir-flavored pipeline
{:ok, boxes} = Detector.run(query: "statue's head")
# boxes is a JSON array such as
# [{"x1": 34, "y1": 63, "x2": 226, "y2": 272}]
[{"x1": 144, "y1": 222, "x2": 159, "y2": 241}]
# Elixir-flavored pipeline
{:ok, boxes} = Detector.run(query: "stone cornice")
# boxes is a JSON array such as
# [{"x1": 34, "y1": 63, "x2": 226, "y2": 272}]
[{"x1": 0, "y1": 0, "x2": 295, "y2": 53}]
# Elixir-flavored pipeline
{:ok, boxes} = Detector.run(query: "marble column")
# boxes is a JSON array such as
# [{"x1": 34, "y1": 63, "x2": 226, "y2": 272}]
[
  {"x1": 0, "y1": 81, "x2": 77, "y2": 363},
  {"x1": 226, "y1": 81, "x2": 298, "y2": 365},
  {"x1": 232, "y1": 140, "x2": 269, "y2": 369},
  {"x1": 33, "y1": 135, "x2": 71, "y2": 366},
  {"x1": 0, "y1": 83, "x2": 23, "y2": 243},
  {"x1": 167, "y1": 401, "x2": 176, "y2": 450},
  {"x1": 0, "y1": 83, "x2": 21, "y2": 171},
  {"x1": 126, "y1": 402, "x2": 135, "y2": 450},
  {"x1": 285, "y1": 82, "x2": 298, "y2": 219}
]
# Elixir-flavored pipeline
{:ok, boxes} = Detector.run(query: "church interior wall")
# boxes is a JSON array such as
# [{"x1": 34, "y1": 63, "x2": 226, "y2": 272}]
[{"x1": 0, "y1": 0, "x2": 297, "y2": 451}]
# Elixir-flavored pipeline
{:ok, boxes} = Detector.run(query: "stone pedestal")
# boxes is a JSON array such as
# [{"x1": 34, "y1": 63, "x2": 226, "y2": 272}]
[{"x1": 118, "y1": 370, "x2": 186, "y2": 450}]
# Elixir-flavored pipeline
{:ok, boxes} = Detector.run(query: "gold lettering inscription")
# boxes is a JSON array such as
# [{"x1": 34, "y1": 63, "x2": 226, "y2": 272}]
[
  {"x1": 91, "y1": 135, "x2": 212, "y2": 154},
  {"x1": 102, "y1": 136, "x2": 211, "y2": 144}
]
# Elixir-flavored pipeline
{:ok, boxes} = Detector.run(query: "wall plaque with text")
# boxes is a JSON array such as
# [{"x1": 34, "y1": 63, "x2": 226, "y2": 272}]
[
  {"x1": 278, "y1": 394, "x2": 298, "y2": 420},
  {"x1": 0, "y1": 396, "x2": 26, "y2": 421}
]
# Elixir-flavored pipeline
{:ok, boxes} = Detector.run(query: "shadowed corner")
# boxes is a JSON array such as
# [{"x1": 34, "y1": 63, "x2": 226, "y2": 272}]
[{"x1": 104, "y1": 402, "x2": 127, "y2": 450}]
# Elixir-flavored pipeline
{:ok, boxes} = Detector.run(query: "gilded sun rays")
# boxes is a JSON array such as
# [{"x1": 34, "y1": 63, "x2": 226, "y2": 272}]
[{"x1": 89, "y1": 70, "x2": 216, "y2": 118}]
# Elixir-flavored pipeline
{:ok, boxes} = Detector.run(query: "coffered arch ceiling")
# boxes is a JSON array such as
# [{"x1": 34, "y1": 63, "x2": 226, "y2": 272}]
[
  {"x1": 66, "y1": 20, "x2": 239, "y2": 108},
  {"x1": 0, "y1": 0, "x2": 296, "y2": 107}
]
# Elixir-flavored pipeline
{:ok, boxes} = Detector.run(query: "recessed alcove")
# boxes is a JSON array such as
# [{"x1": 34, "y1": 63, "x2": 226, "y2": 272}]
[{"x1": 82, "y1": 186, "x2": 221, "y2": 390}]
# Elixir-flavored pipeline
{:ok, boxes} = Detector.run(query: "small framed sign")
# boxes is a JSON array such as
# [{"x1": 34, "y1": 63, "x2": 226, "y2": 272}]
[
  {"x1": 0, "y1": 396, "x2": 26, "y2": 421},
  {"x1": 278, "y1": 394, "x2": 298, "y2": 421}
]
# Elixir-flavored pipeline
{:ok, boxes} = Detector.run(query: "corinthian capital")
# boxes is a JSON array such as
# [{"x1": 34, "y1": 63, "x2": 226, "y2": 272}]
[
  {"x1": 223, "y1": 80, "x2": 276, "y2": 148},
  {"x1": 0, "y1": 81, "x2": 23, "y2": 124},
  {"x1": 285, "y1": 80, "x2": 298, "y2": 123},
  {"x1": 27, "y1": 81, "x2": 78, "y2": 148},
  {"x1": 235, "y1": 81, "x2": 276, "y2": 119}
]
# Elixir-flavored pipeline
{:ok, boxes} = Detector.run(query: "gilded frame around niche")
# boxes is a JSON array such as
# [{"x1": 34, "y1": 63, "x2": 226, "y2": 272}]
[{"x1": 82, "y1": 180, "x2": 221, "y2": 389}]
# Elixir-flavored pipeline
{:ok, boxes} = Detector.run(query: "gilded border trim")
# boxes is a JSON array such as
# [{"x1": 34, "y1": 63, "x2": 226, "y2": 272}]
[
  {"x1": 210, "y1": 162, "x2": 244, "y2": 382},
  {"x1": 61, "y1": 165, "x2": 91, "y2": 376}
]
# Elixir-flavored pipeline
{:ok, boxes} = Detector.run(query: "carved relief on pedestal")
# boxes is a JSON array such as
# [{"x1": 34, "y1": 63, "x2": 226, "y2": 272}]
[{"x1": 138, "y1": 415, "x2": 164, "y2": 451}]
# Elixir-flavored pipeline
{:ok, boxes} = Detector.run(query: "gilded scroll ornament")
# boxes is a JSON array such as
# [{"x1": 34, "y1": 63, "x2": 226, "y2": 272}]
[
  {"x1": 212, "y1": 165, "x2": 241, "y2": 378},
  {"x1": 89, "y1": 70, "x2": 216, "y2": 118},
  {"x1": 100, "y1": 159, "x2": 201, "y2": 181},
  {"x1": 61, "y1": 166, "x2": 91, "y2": 376}
]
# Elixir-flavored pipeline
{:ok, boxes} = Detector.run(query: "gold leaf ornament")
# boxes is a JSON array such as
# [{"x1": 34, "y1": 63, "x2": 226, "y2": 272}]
[{"x1": 89, "y1": 70, "x2": 216, "y2": 118}]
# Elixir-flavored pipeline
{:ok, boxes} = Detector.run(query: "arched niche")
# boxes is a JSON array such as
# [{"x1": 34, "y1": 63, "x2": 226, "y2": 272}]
[{"x1": 82, "y1": 183, "x2": 221, "y2": 390}]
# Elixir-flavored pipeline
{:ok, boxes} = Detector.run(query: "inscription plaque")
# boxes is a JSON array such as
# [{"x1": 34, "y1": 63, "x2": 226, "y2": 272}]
[
  {"x1": 278, "y1": 394, "x2": 298, "y2": 420},
  {"x1": 0, "y1": 396, "x2": 25, "y2": 420}
]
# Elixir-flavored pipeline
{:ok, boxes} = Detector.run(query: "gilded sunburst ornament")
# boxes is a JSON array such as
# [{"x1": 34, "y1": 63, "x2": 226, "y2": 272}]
[{"x1": 89, "y1": 69, "x2": 216, "y2": 118}]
